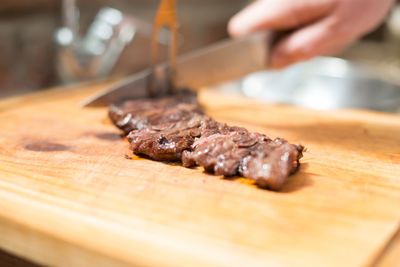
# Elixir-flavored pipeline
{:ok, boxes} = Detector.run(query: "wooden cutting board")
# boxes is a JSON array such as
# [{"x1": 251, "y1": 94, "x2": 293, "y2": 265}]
[{"x1": 0, "y1": 81, "x2": 399, "y2": 267}]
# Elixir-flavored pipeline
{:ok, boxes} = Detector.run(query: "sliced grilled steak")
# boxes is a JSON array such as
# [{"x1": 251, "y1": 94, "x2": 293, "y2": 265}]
[
  {"x1": 127, "y1": 114, "x2": 204, "y2": 161},
  {"x1": 183, "y1": 131, "x2": 260, "y2": 176},
  {"x1": 238, "y1": 138, "x2": 303, "y2": 190},
  {"x1": 109, "y1": 92, "x2": 200, "y2": 134},
  {"x1": 109, "y1": 92, "x2": 304, "y2": 190}
]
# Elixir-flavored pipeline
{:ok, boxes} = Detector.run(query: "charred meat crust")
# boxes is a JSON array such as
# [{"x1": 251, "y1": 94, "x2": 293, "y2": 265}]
[{"x1": 109, "y1": 92, "x2": 304, "y2": 190}]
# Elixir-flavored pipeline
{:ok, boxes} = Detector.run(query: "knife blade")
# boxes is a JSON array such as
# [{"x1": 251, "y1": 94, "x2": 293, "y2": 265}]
[{"x1": 82, "y1": 31, "x2": 271, "y2": 107}]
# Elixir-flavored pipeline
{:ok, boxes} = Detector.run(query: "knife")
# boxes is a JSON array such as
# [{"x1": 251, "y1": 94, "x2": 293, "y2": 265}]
[{"x1": 82, "y1": 31, "x2": 271, "y2": 107}]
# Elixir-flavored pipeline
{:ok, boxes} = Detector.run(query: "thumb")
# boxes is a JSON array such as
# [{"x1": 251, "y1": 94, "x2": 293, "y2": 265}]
[{"x1": 228, "y1": 0, "x2": 335, "y2": 38}]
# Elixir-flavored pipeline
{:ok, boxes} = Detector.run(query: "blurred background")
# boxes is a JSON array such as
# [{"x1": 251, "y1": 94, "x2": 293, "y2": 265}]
[
  {"x1": 0, "y1": 0, "x2": 400, "y2": 112},
  {"x1": 0, "y1": 0, "x2": 249, "y2": 98}
]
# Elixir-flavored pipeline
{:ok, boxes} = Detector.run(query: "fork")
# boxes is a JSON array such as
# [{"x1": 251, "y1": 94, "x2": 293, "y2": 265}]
[{"x1": 151, "y1": 0, "x2": 178, "y2": 96}]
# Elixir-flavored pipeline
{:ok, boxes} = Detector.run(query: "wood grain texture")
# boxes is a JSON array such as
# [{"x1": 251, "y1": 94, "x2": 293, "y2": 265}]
[{"x1": 0, "y1": 82, "x2": 399, "y2": 267}]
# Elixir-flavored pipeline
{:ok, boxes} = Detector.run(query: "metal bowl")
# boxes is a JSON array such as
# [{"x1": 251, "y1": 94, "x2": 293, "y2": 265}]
[{"x1": 224, "y1": 57, "x2": 400, "y2": 113}]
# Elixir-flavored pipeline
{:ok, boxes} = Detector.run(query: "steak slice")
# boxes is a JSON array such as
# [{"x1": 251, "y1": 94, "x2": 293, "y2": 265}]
[
  {"x1": 127, "y1": 114, "x2": 204, "y2": 161},
  {"x1": 109, "y1": 92, "x2": 201, "y2": 134},
  {"x1": 182, "y1": 131, "x2": 261, "y2": 176},
  {"x1": 109, "y1": 92, "x2": 304, "y2": 190},
  {"x1": 239, "y1": 138, "x2": 304, "y2": 190},
  {"x1": 182, "y1": 131, "x2": 303, "y2": 190}
]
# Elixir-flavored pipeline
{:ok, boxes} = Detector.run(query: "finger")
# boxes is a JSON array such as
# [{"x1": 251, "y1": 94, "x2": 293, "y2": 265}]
[
  {"x1": 270, "y1": 17, "x2": 355, "y2": 69},
  {"x1": 228, "y1": 0, "x2": 335, "y2": 38}
]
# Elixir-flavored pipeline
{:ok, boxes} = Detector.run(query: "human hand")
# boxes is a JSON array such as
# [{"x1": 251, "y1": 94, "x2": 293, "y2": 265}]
[{"x1": 228, "y1": 0, "x2": 395, "y2": 69}]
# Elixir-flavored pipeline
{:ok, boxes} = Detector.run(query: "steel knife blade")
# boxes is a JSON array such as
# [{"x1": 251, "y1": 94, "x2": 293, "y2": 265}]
[{"x1": 82, "y1": 31, "x2": 271, "y2": 107}]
